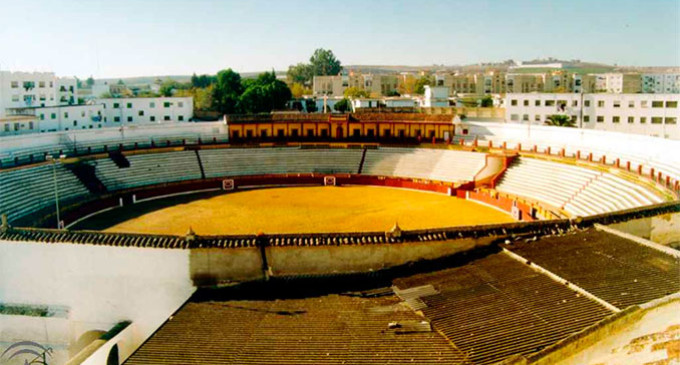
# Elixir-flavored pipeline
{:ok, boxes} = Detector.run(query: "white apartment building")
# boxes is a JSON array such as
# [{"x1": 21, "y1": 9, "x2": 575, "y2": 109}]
[
  {"x1": 1, "y1": 97, "x2": 193, "y2": 136},
  {"x1": 593, "y1": 73, "x2": 641, "y2": 93},
  {"x1": 0, "y1": 71, "x2": 78, "y2": 117},
  {"x1": 642, "y1": 74, "x2": 680, "y2": 94},
  {"x1": 99, "y1": 97, "x2": 193, "y2": 124},
  {"x1": 505, "y1": 93, "x2": 680, "y2": 139}
]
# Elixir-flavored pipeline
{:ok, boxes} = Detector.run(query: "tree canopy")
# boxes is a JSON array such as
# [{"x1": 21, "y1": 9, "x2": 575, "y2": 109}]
[
  {"x1": 333, "y1": 98, "x2": 351, "y2": 113},
  {"x1": 343, "y1": 87, "x2": 369, "y2": 99},
  {"x1": 212, "y1": 69, "x2": 244, "y2": 114},
  {"x1": 239, "y1": 71, "x2": 292, "y2": 114},
  {"x1": 286, "y1": 48, "x2": 342, "y2": 86},
  {"x1": 414, "y1": 76, "x2": 433, "y2": 95},
  {"x1": 545, "y1": 114, "x2": 575, "y2": 127}
]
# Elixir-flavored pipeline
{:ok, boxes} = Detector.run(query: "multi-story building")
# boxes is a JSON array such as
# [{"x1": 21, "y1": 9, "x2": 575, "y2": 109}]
[
  {"x1": 313, "y1": 73, "x2": 399, "y2": 97},
  {"x1": 505, "y1": 93, "x2": 680, "y2": 139},
  {"x1": 505, "y1": 73, "x2": 546, "y2": 93},
  {"x1": 1, "y1": 95, "x2": 193, "y2": 136},
  {"x1": 0, "y1": 71, "x2": 78, "y2": 118},
  {"x1": 642, "y1": 74, "x2": 680, "y2": 94},
  {"x1": 593, "y1": 73, "x2": 641, "y2": 93}
]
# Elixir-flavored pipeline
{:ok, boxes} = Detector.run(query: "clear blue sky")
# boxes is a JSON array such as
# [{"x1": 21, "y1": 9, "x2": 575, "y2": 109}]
[{"x1": 1, "y1": 0, "x2": 678, "y2": 78}]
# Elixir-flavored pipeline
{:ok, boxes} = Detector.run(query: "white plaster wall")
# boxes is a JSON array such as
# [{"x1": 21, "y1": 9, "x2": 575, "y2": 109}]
[{"x1": 0, "y1": 241, "x2": 195, "y2": 364}]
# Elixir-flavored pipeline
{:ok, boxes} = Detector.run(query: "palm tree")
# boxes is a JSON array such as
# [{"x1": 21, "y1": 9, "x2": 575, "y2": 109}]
[{"x1": 544, "y1": 114, "x2": 575, "y2": 127}]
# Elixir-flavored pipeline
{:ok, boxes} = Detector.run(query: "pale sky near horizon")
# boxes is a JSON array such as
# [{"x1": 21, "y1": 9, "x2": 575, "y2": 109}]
[{"x1": 0, "y1": 0, "x2": 678, "y2": 78}]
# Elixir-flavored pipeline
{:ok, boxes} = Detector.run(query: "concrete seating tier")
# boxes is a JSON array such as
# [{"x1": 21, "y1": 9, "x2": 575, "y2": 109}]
[
  {"x1": 90, "y1": 151, "x2": 202, "y2": 191},
  {"x1": 0, "y1": 164, "x2": 90, "y2": 223},
  {"x1": 199, "y1": 148, "x2": 364, "y2": 178},
  {"x1": 361, "y1": 147, "x2": 486, "y2": 182},
  {"x1": 496, "y1": 157, "x2": 664, "y2": 217}
]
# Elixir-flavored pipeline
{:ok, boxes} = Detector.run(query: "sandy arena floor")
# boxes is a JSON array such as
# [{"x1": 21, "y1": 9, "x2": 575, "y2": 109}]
[{"x1": 97, "y1": 186, "x2": 514, "y2": 235}]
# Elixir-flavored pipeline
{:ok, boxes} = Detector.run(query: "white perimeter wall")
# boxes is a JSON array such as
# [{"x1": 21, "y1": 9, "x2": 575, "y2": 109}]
[{"x1": 0, "y1": 241, "x2": 195, "y2": 364}]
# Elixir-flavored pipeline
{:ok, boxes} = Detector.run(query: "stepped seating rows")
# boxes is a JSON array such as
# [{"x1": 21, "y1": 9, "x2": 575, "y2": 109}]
[
  {"x1": 362, "y1": 147, "x2": 486, "y2": 182},
  {"x1": 565, "y1": 173, "x2": 664, "y2": 216},
  {"x1": 0, "y1": 164, "x2": 90, "y2": 223},
  {"x1": 199, "y1": 148, "x2": 364, "y2": 178},
  {"x1": 125, "y1": 294, "x2": 466, "y2": 365},
  {"x1": 495, "y1": 157, "x2": 599, "y2": 209},
  {"x1": 506, "y1": 229, "x2": 680, "y2": 309},
  {"x1": 393, "y1": 252, "x2": 612, "y2": 365},
  {"x1": 496, "y1": 157, "x2": 664, "y2": 217},
  {"x1": 90, "y1": 151, "x2": 202, "y2": 191}
]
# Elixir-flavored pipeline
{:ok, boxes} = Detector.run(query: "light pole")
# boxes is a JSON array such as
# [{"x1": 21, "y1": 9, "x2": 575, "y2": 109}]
[{"x1": 46, "y1": 154, "x2": 66, "y2": 229}]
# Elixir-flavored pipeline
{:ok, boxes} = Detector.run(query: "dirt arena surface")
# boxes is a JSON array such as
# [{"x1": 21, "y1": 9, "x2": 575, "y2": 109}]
[{"x1": 95, "y1": 186, "x2": 514, "y2": 235}]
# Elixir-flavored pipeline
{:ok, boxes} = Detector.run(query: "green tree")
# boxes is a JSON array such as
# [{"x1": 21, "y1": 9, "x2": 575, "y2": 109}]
[
  {"x1": 334, "y1": 98, "x2": 351, "y2": 113},
  {"x1": 191, "y1": 73, "x2": 216, "y2": 88},
  {"x1": 480, "y1": 96, "x2": 493, "y2": 107},
  {"x1": 414, "y1": 76, "x2": 433, "y2": 95},
  {"x1": 239, "y1": 71, "x2": 292, "y2": 113},
  {"x1": 309, "y1": 48, "x2": 342, "y2": 77},
  {"x1": 287, "y1": 63, "x2": 314, "y2": 85},
  {"x1": 343, "y1": 87, "x2": 369, "y2": 98},
  {"x1": 305, "y1": 99, "x2": 318, "y2": 113},
  {"x1": 545, "y1": 114, "x2": 575, "y2": 127},
  {"x1": 290, "y1": 82, "x2": 308, "y2": 98},
  {"x1": 159, "y1": 79, "x2": 180, "y2": 97},
  {"x1": 212, "y1": 69, "x2": 243, "y2": 114},
  {"x1": 86, "y1": 76, "x2": 95, "y2": 87}
]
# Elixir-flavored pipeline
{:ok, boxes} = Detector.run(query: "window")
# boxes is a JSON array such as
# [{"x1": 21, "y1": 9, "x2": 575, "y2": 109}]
[
  {"x1": 545, "y1": 100, "x2": 555, "y2": 107},
  {"x1": 596, "y1": 116, "x2": 604, "y2": 123},
  {"x1": 127, "y1": 103, "x2": 132, "y2": 108},
  {"x1": 572, "y1": 100, "x2": 578, "y2": 107},
  {"x1": 628, "y1": 116, "x2": 634, "y2": 124},
  {"x1": 178, "y1": 102, "x2": 184, "y2": 107},
  {"x1": 39, "y1": 81, "x2": 45, "y2": 88},
  {"x1": 353, "y1": 129, "x2": 360, "y2": 137},
  {"x1": 51, "y1": 113, "x2": 56, "y2": 119},
  {"x1": 11, "y1": 95, "x2": 19, "y2": 102},
  {"x1": 665, "y1": 117, "x2": 677, "y2": 124},
  {"x1": 613, "y1": 101, "x2": 620, "y2": 108},
  {"x1": 666, "y1": 101, "x2": 678, "y2": 108},
  {"x1": 164, "y1": 115, "x2": 171, "y2": 121},
  {"x1": 114, "y1": 116, "x2": 120, "y2": 122},
  {"x1": 10, "y1": 81, "x2": 18, "y2": 88},
  {"x1": 49, "y1": 81, "x2": 53, "y2": 87},
  {"x1": 597, "y1": 100, "x2": 604, "y2": 107},
  {"x1": 511, "y1": 99, "x2": 518, "y2": 106},
  {"x1": 138, "y1": 110, "x2": 144, "y2": 116},
  {"x1": 150, "y1": 116, "x2": 156, "y2": 122},
  {"x1": 29, "y1": 121, "x2": 34, "y2": 130},
  {"x1": 523, "y1": 100, "x2": 529, "y2": 106},
  {"x1": 40, "y1": 114, "x2": 45, "y2": 120},
  {"x1": 534, "y1": 115, "x2": 541, "y2": 122},
  {"x1": 612, "y1": 116, "x2": 620, "y2": 123},
  {"x1": 510, "y1": 114, "x2": 519, "y2": 121},
  {"x1": 127, "y1": 116, "x2": 133, "y2": 122},
  {"x1": 652, "y1": 101, "x2": 663, "y2": 108},
  {"x1": 291, "y1": 129, "x2": 299, "y2": 137},
  {"x1": 651, "y1": 117, "x2": 663, "y2": 124},
  {"x1": 164, "y1": 102, "x2": 171, "y2": 108},
  {"x1": 640, "y1": 117, "x2": 646, "y2": 124},
  {"x1": 113, "y1": 103, "x2": 120, "y2": 108},
  {"x1": 3, "y1": 124, "x2": 8, "y2": 132},
  {"x1": 260, "y1": 130, "x2": 267, "y2": 138},
  {"x1": 629, "y1": 101, "x2": 635, "y2": 108},
  {"x1": 178, "y1": 115, "x2": 184, "y2": 121},
  {"x1": 522, "y1": 114, "x2": 529, "y2": 121},
  {"x1": 73, "y1": 120, "x2": 78, "y2": 126},
  {"x1": 641, "y1": 101, "x2": 648, "y2": 108},
  {"x1": 585, "y1": 100, "x2": 591, "y2": 107},
  {"x1": 149, "y1": 102, "x2": 156, "y2": 108},
  {"x1": 583, "y1": 115, "x2": 590, "y2": 123},
  {"x1": 534, "y1": 100, "x2": 541, "y2": 106},
  {"x1": 64, "y1": 112, "x2": 69, "y2": 118}
]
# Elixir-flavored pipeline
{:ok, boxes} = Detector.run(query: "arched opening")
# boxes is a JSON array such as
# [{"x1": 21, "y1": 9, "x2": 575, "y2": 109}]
[{"x1": 106, "y1": 344, "x2": 119, "y2": 365}]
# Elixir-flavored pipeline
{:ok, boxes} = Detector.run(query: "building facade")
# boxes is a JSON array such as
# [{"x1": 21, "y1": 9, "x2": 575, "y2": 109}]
[
  {"x1": 642, "y1": 74, "x2": 680, "y2": 94},
  {"x1": 505, "y1": 93, "x2": 680, "y2": 139},
  {"x1": 0, "y1": 96, "x2": 193, "y2": 136},
  {"x1": 0, "y1": 71, "x2": 78, "y2": 118}
]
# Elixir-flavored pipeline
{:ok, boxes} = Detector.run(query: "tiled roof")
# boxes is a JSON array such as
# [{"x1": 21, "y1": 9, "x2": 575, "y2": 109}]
[
  {"x1": 393, "y1": 252, "x2": 613, "y2": 365},
  {"x1": 505, "y1": 229, "x2": 680, "y2": 309},
  {"x1": 124, "y1": 294, "x2": 468, "y2": 365}
]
